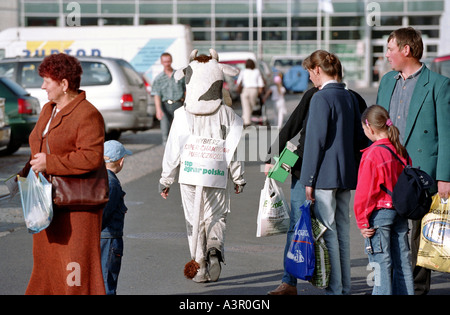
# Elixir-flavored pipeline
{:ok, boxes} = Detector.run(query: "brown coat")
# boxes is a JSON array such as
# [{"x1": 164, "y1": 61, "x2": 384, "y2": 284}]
[
  {"x1": 23, "y1": 91, "x2": 106, "y2": 295},
  {"x1": 26, "y1": 90, "x2": 105, "y2": 176}
]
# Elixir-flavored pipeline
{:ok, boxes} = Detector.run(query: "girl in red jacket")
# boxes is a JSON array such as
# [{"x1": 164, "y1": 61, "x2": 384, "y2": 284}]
[{"x1": 354, "y1": 105, "x2": 414, "y2": 295}]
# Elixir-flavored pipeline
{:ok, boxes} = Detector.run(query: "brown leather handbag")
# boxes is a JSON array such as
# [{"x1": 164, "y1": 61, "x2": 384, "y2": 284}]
[{"x1": 49, "y1": 165, "x2": 109, "y2": 211}]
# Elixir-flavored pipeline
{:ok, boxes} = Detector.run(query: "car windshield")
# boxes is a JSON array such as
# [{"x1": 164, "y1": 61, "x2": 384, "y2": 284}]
[
  {"x1": 0, "y1": 77, "x2": 30, "y2": 96},
  {"x1": 115, "y1": 59, "x2": 143, "y2": 86}
]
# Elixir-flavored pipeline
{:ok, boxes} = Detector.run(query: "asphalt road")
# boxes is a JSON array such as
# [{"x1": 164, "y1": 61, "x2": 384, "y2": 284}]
[{"x1": 1, "y1": 88, "x2": 449, "y2": 297}]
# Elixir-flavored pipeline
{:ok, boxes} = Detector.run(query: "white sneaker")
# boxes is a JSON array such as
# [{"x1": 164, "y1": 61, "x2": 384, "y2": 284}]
[
  {"x1": 208, "y1": 249, "x2": 221, "y2": 282},
  {"x1": 192, "y1": 261, "x2": 209, "y2": 283}
]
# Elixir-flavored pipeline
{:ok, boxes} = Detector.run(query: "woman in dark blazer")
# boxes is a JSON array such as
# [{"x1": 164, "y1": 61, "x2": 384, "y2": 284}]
[{"x1": 300, "y1": 50, "x2": 365, "y2": 295}]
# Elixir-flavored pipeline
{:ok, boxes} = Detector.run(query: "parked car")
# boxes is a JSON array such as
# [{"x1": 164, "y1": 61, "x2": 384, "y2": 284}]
[
  {"x1": 218, "y1": 51, "x2": 272, "y2": 101},
  {"x1": 0, "y1": 56, "x2": 153, "y2": 140},
  {"x1": 0, "y1": 77, "x2": 39, "y2": 155},
  {"x1": 430, "y1": 54, "x2": 450, "y2": 78},
  {"x1": 0, "y1": 97, "x2": 11, "y2": 151},
  {"x1": 270, "y1": 55, "x2": 305, "y2": 75}
]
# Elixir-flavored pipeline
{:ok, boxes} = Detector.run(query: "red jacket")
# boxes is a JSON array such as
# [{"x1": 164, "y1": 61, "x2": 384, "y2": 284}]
[{"x1": 353, "y1": 138, "x2": 411, "y2": 229}]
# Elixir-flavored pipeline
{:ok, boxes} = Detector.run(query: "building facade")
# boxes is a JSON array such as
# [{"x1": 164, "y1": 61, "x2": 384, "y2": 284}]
[{"x1": 3, "y1": 0, "x2": 449, "y2": 86}]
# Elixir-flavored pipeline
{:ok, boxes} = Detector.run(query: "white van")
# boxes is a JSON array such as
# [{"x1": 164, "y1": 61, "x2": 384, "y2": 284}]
[{"x1": 0, "y1": 25, "x2": 193, "y2": 85}]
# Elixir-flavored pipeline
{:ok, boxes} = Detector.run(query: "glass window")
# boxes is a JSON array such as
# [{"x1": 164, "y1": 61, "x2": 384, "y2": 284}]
[
  {"x1": 80, "y1": 18, "x2": 100, "y2": 26},
  {"x1": 292, "y1": 17, "x2": 317, "y2": 27},
  {"x1": 26, "y1": 17, "x2": 58, "y2": 27},
  {"x1": 409, "y1": 16, "x2": 440, "y2": 25},
  {"x1": 192, "y1": 31, "x2": 212, "y2": 41},
  {"x1": 103, "y1": 18, "x2": 133, "y2": 25},
  {"x1": 71, "y1": 2, "x2": 97, "y2": 14},
  {"x1": 259, "y1": 2, "x2": 287, "y2": 14},
  {"x1": 331, "y1": 16, "x2": 361, "y2": 27},
  {"x1": 80, "y1": 62, "x2": 112, "y2": 86},
  {"x1": 292, "y1": 30, "x2": 317, "y2": 41},
  {"x1": 380, "y1": 16, "x2": 403, "y2": 26},
  {"x1": 101, "y1": 3, "x2": 135, "y2": 14},
  {"x1": 262, "y1": 30, "x2": 286, "y2": 41},
  {"x1": 116, "y1": 59, "x2": 143, "y2": 86},
  {"x1": 291, "y1": 1, "x2": 317, "y2": 14},
  {"x1": 0, "y1": 63, "x2": 16, "y2": 82},
  {"x1": 20, "y1": 63, "x2": 43, "y2": 89},
  {"x1": 139, "y1": 3, "x2": 172, "y2": 14},
  {"x1": 379, "y1": 2, "x2": 404, "y2": 12},
  {"x1": 330, "y1": 30, "x2": 361, "y2": 40},
  {"x1": 178, "y1": 3, "x2": 211, "y2": 14},
  {"x1": 180, "y1": 17, "x2": 211, "y2": 27},
  {"x1": 216, "y1": 17, "x2": 248, "y2": 28},
  {"x1": 216, "y1": 31, "x2": 248, "y2": 41},
  {"x1": 216, "y1": 2, "x2": 249, "y2": 14},
  {"x1": 420, "y1": 29, "x2": 440, "y2": 38},
  {"x1": 140, "y1": 17, "x2": 172, "y2": 24},
  {"x1": 333, "y1": 2, "x2": 365, "y2": 13},
  {"x1": 408, "y1": 1, "x2": 444, "y2": 11},
  {"x1": 24, "y1": 2, "x2": 59, "y2": 13},
  {"x1": 262, "y1": 17, "x2": 287, "y2": 27}
]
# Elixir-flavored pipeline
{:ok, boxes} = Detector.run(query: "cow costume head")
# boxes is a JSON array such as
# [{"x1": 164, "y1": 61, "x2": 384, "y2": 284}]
[{"x1": 174, "y1": 48, "x2": 239, "y2": 115}]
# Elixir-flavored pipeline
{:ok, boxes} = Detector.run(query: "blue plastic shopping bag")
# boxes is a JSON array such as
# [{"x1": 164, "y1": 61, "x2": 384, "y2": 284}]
[{"x1": 285, "y1": 200, "x2": 315, "y2": 280}]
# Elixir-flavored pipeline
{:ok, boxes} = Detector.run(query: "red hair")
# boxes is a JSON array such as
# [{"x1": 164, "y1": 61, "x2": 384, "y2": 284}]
[{"x1": 38, "y1": 53, "x2": 83, "y2": 92}]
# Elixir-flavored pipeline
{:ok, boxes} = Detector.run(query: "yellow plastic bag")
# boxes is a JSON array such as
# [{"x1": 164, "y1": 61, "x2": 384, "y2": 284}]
[{"x1": 417, "y1": 194, "x2": 450, "y2": 273}]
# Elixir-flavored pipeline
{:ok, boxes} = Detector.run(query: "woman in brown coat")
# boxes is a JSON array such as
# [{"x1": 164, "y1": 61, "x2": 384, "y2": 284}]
[{"x1": 19, "y1": 53, "x2": 106, "y2": 294}]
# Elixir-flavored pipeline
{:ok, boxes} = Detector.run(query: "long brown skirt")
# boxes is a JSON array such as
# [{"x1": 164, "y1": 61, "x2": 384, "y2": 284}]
[{"x1": 25, "y1": 208, "x2": 106, "y2": 295}]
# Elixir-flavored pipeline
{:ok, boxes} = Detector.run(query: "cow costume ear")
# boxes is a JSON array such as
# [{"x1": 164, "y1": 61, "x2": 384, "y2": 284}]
[
  {"x1": 218, "y1": 63, "x2": 239, "y2": 77},
  {"x1": 209, "y1": 48, "x2": 239, "y2": 77},
  {"x1": 174, "y1": 68, "x2": 186, "y2": 81}
]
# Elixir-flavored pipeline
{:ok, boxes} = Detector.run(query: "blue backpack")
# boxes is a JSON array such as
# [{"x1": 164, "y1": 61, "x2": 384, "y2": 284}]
[{"x1": 377, "y1": 144, "x2": 435, "y2": 220}]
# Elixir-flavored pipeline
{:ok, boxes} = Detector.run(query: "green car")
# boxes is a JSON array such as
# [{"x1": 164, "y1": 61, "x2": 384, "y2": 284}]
[{"x1": 0, "y1": 77, "x2": 40, "y2": 155}]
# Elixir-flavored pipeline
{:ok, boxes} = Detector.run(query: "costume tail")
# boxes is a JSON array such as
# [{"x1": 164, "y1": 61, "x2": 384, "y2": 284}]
[{"x1": 184, "y1": 185, "x2": 203, "y2": 279}]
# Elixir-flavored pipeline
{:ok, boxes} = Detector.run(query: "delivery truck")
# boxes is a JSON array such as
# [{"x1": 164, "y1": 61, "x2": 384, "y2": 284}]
[{"x1": 0, "y1": 24, "x2": 193, "y2": 83}]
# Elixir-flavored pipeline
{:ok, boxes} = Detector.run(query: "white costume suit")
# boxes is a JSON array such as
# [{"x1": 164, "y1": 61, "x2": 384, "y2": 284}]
[{"x1": 159, "y1": 49, "x2": 245, "y2": 281}]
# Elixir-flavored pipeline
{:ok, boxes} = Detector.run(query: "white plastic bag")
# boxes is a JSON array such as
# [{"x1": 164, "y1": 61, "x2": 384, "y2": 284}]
[
  {"x1": 256, "y1": 177, "x2": 290, "y2": 237},
  {"x1": 18, "y1": 171, "x2": 53, "y2": 234}
]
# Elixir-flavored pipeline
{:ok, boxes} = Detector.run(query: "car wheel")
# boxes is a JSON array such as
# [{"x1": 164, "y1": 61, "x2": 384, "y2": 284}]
[{"x1": 0, "y1": 135, "x2": 22, "y2": 156}]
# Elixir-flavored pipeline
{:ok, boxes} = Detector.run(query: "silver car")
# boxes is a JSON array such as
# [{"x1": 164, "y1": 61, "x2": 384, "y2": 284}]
[{"x1": 0, "y1": 56, "x2": 153, "y2": 140}]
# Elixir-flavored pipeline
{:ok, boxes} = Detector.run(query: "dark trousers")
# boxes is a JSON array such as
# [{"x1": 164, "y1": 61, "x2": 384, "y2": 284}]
[{"x1": 410, "y1": 219, "x2": 431, "y2": 295}]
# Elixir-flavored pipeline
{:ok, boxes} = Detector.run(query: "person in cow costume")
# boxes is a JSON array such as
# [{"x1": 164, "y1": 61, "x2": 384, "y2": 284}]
[{"x1": 159, "y1": 49, "x2": 245, "y2": 282}]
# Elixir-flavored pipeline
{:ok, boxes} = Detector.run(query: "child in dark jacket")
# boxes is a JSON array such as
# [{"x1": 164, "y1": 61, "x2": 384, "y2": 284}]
[
  {"x1": 354, "y1": 105, "x2": 413, "y2": 295},
  {"x1": 101, "y1": 140, "x2": 132, "y2": 295}
]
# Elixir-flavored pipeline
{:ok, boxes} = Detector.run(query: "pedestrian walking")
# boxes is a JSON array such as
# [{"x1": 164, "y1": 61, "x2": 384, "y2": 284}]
[
  {"x1": 159, "y1": 49, "x2": 245, "y2": 283},
  {"x1": 100, "y1": 140, "x2": 132, "y2": 295},
  {"x1": 354, "y1": 105, "x2": 414, "y2": 295},
  {"x1": 152, "y1": 52, "x2": 186, "y2": 145},
  {"x1": 263, "y1": 73, "x2": 287, "y2": 129},
  {"x1": 236, "y1": 59, "x2": 264, "y2": 127},
  {"x1": 376, "y1": 27, "x2": 450, "y2": 295}
]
